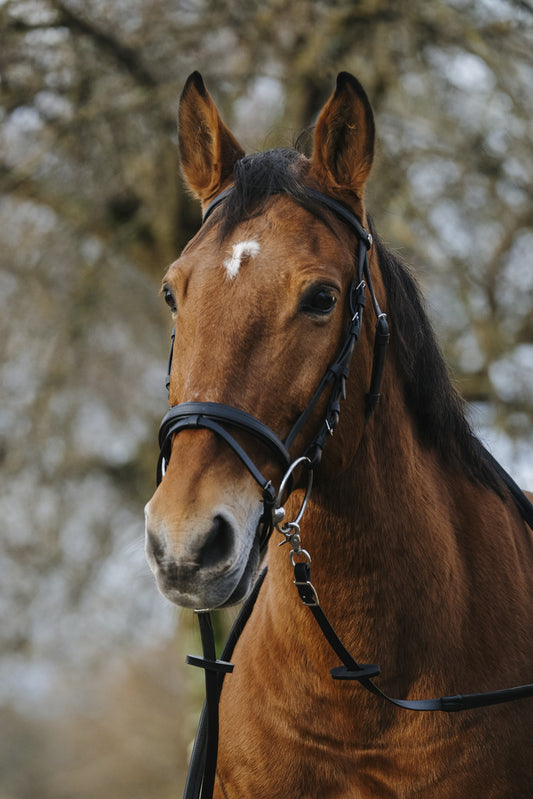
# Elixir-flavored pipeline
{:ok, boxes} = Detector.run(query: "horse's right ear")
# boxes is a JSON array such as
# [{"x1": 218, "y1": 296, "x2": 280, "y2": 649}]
[{"x1": 178, "y1": 72, "x2": 245, "y2": 209}]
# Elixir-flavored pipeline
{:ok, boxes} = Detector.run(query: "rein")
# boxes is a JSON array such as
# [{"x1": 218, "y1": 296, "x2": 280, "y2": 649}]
[{"x1": 156, "y1": 188, "x2": 533, "y2": 799}]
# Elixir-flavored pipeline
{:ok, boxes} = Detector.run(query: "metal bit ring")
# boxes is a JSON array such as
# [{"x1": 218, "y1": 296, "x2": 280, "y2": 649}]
[{"x1": 274, "y1": 456, "x2": 313, "y2": 533}]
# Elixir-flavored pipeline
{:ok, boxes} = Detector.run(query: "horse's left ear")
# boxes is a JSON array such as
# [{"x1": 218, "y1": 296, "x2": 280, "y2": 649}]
[
  {"x1": 310, "y1": 72, "x2": 375, "y2": 202},
  {"x1": 178, "y1": 72, "x2": 245, "y2": 208}
]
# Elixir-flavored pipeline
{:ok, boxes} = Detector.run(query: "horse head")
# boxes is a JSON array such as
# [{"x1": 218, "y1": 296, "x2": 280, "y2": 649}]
[{"x1": 144, "y1": 72, "x2": 383, "y2": 609}]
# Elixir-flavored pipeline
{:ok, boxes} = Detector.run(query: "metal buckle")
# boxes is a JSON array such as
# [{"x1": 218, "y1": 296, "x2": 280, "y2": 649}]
[
  {"x1": 292, "y1": 552, "x2": 319, "y2": 606},
  {"x1": 293, "y1": 579, "x2": 320, "y2": 607}
]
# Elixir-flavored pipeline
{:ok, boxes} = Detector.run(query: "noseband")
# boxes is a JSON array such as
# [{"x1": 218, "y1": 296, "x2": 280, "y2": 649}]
[{"x1": 157, "y1": 187, "x2": 389, "y2": 546}]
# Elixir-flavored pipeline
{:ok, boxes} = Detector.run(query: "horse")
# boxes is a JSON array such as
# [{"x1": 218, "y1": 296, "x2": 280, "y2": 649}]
[{"x1": 144, "y1": 71, "x2": 533, "y2": 798}]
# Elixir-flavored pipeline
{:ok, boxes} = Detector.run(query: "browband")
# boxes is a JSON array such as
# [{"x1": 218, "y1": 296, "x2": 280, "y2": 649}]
[{"x1": 202, "y1": 186, "x2": 373, "y2": 250}]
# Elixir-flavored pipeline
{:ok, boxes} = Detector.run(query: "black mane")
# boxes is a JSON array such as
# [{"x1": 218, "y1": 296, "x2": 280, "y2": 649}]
[
  {"x1": 369, "y1": 222, "x2": 502, "y2": 493},
  {"x1": 208, "y1": 149, "x2": 501, "y2": 493}
]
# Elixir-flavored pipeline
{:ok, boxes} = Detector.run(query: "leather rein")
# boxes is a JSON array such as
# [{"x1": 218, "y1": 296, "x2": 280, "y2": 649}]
[{"x1": 155, "y1": 187, "x2": 533, "y2": 799}]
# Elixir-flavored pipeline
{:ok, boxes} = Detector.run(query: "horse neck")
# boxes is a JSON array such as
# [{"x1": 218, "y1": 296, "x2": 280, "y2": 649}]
[{"x1": 266, "y1": 377, "x2": 491, "y2": 683}]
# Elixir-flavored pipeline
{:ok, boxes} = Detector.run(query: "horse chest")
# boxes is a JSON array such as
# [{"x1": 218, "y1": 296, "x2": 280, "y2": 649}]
[
  {"x1": 216, "y1": 732, "x2": 529, "y2": 799},
  {"x1": 216, "y1": 668, "x2": 533, "y2": 799}
]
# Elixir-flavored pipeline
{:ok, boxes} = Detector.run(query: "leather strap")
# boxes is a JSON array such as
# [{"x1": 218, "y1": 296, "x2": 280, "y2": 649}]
[
  {"x1": 183, "y1": 569, "x2": 268, "y2": 799},
  {"x1": 293, "y1": 559, "x2": 533, "y2": 713},
  {"x1": 304, "y1": 188, "x2": 372, "y2": 246},
  {"x1": 158, "y1": 402, "x2": 292, "y2": 488},
  {"x1": 202, "y1": 187, "x2": 234, "y2": 224}
]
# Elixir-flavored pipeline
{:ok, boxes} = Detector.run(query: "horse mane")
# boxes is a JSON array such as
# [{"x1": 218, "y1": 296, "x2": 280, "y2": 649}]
[
  {"x1": 209, "y1": 149, "x2": 503, "y2": 495},
  {"x1": 368, "y1": 222, "x2": 503, "y2": 494}
]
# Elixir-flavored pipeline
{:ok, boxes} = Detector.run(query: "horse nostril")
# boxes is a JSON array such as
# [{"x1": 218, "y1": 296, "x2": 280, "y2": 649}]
[
  {"x1": 147, "y1": 531, "x2": 166, "y2": 567},
  {"x1": 197, "y1": 514, "x2": 234, "y2": 569}
]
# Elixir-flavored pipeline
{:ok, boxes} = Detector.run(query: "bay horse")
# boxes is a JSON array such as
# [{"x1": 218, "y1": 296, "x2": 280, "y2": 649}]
[{"x1": 145, "y1": 71, "x2": 533, "y2": 798}]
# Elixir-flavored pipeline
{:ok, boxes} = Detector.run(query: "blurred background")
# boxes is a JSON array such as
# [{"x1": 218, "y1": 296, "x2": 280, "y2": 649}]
[{"x1": 1, "y1": 0, "x2": 532, "y2": 796}]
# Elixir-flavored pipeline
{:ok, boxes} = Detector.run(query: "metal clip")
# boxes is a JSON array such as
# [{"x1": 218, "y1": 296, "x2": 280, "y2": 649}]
[
  {"x1": 278, "y1": 521, "x2": 301, "y2": 549},
  {"x1": 290, "y1": 547, "x2": 311, "y2": 567}
]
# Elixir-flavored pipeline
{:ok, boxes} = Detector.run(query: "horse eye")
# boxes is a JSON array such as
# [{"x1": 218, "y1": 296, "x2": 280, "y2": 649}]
[
  {"x1": 300, "y1": 287, "x2": 338, "y2": 315},
  {"x1": 163, "y1": 288, "x2": 177, "y2": 313}
]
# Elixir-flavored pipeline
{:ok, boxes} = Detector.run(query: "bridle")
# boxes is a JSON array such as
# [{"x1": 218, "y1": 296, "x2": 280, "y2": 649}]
[
  {"x1": 155, "y1": 186, "x2": 533, "y2": 799},
  {"x1": 157, "y1": 187, "x2": 390, "y2": 548}
]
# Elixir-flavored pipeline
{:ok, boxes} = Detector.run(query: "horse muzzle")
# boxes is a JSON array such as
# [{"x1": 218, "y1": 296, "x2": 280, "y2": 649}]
[{"x1": 144, "y1": 488, "x2": 263, "y2": 610}]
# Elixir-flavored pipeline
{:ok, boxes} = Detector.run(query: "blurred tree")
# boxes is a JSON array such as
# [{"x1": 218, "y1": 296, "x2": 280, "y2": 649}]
[{"x1": 1, "y1": 0, "x2": 532, "y2": 796}]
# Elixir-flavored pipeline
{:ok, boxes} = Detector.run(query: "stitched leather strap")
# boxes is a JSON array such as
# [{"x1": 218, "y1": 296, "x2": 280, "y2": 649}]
[
  {"x1": 183, "y1": 569, "x2": 268, "y2": 799},
  {"x1": 158, "y1": 402, "x2": 292, "y2": 487},
  {"x1": 293, "y1": 560, "x2": 533, "y2": 713}
]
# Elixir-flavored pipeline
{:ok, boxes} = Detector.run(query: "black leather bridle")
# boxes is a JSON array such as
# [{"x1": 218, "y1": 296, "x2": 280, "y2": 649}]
[
  {"x1": 155, "y1": 186, "x2": 533, "y2": 799},
  {"x1": 157, "y1": 187, "x2": 390, "y2": 548}
]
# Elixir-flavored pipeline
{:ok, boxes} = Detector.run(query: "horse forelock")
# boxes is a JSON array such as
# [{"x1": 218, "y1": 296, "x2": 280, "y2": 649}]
[{"x1": 210, "y1": 148, "x2": 335, "y2": 243}]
